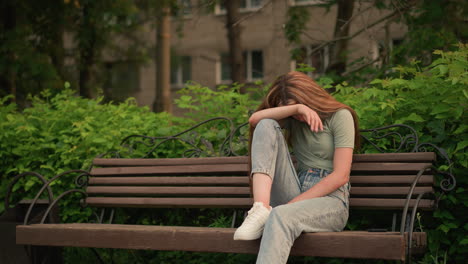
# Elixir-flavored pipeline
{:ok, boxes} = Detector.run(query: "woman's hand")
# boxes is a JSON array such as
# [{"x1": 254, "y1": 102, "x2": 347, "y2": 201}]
[{"x1": 295, "y1": 104, "x2": 323, "y2": 132}]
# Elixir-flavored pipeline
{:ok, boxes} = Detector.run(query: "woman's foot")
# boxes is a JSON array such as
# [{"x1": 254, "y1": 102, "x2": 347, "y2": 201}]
[{"x1": 233, "y1": 202, "x2": 272, "y2": 240}]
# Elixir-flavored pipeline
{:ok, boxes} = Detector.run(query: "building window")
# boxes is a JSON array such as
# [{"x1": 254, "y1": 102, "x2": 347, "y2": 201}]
[
  {"x1": 104, "y1": 61, "x2": 140, "y2": 101},
  {"x1": 291, "y1": 0, "x2": 326, "y2": 6},
  {"x1": 171, "y1": 56, "x2": 191, "y2": 88},
  {"x1": 219, "y1": 50, "x2": 264, "y2": 83},
  {"x1": 215, "y1": 0, "x2": 263, "y2": 15},
  {"x1": 220, "y1": 54, "x2": 231, "y2": 82},
  {"x1": 292, "y1": 45, "x2": 329, "y2": 78},
  {"x1": 176, "y1": 0, "x2": 192, "y2": 16}
]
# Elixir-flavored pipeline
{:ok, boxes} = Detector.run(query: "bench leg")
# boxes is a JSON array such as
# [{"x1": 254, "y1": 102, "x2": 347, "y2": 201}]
[
  {"x1": 96, "y1": 208, "x2": 115, "y2": 224},
  {"x1": 231, "y1": 209, "x2": 249, "y2": 228},
  {"x1": 392, "y1": 213, "x2": 397, "y2": 232},
  {"x1": 231, "y1": 210, "x2": 238, "y2": 228}
]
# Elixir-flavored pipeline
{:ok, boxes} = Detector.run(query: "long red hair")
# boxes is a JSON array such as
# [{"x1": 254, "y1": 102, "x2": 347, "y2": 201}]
[
  {"x1": 249, "y1": 71, "x2": 360, "y2": 152},
  {"x1": 247, "y1": 71, "x2": 359, "y2": 196}
]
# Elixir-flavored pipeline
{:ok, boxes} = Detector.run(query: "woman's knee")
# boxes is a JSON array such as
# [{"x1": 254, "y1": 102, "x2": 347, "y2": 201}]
[
  {"x1": 264, "y1": 205, "x2": 302, "y2": 242},
  {"x1": 267, "y1": 205, "x2": 294, "y2": 227},
  {"x1": 255, "y1": 119, "x2": 281, "y2": 132}
]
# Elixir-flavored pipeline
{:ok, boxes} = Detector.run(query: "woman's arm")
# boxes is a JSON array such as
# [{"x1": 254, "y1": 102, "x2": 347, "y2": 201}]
[
  {"x1": 287, "y1": 147, "x2": 353, "y2": 203},
  {"x1": 249, "y1": 104, "x2": 323, "y2": 132}
]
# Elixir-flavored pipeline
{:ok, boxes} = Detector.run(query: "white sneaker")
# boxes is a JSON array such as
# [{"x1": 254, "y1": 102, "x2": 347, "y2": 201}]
[{"x1": 233, "y1": 202, "x2": 271, "y2": 240}]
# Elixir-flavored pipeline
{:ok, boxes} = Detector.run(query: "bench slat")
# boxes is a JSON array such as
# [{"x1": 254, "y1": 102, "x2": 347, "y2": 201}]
[
  {"x1": 90, "y1": 164, "x2": 249, "y2": 176},
  {"x1": 86, "y1": 186, "x2": 432, "y2": 196},
  {"x1": 93, "y1": 157, "x2": 249, "y2": 166},
  {"x1": 87, "y1": 186, "x2": 250, "y2": 195},
  {"x1": 352, "y1": 152, "x2": 435, "y2": 162},
  {"x1": 92, "y1": 152, "x2": 436, "y2": 166},
  {"x1": 88, "y1": 176, "x2": 250, "y2": 185},
  {"x1": 17, "y1": 224, "x2": 414, "y2": 260},
  {"x1": 86, "y1": 197, "x2": 252, "y2": 208},
  {"x1": 350, "y1": 175, "x2": 433, "y2": 185},
  {"x1": 87, "y1": 175, "x2": 434, "y2": 186},
  {"x1": 90, "y1": 162, "x2": 432, "y2": 176},
  {"x1": 351, "y1": 163, "x2": 432, "y2": 172},
  {"x1": 85, "y1": 197, "x2": 434, "y2": 209},
  {"x1": 351, "y1": 198, "x2": 434, "y2": 209},
  {"x1": 351, "y1": 186, "x2": 433, "y2": 195}
]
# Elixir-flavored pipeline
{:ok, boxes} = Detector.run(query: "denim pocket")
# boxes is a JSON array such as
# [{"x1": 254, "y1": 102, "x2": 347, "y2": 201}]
[
  {"x1": 329, "y1": 182, "x2": 350, "y2": 208},
  {"x1": 299, "y1": 168, "x2": 330, "y2": 193}
]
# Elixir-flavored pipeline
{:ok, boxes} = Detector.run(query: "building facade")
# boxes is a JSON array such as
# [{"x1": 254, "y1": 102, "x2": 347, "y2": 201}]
[{"x1": 120, "y1": 0, "x2": 406, "y2": 112}]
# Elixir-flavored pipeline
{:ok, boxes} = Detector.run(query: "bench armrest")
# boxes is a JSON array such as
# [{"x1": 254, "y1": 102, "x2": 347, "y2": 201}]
[{"x1": 5, "y1": 169, "x2": 89, "y2": 225}]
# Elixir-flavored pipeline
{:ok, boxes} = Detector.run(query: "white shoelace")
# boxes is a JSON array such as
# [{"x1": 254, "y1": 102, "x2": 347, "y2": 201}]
[{"x1": 244, "y1": 204, "x2": 267, "y2": 224}]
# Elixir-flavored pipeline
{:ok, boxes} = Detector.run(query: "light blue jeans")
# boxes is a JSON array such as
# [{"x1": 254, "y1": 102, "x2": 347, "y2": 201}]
[{"x1": 251, "y1": 119, "x2": 350, "y2": 264}]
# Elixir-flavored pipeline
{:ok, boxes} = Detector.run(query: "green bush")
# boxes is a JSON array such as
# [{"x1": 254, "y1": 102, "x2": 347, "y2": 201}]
[
  {"x1": 332, "y1": 43, "x2": 467, "y2": 263},
  {"x1": 0, "y1": 89, "x2": 176, "y2": 217}
]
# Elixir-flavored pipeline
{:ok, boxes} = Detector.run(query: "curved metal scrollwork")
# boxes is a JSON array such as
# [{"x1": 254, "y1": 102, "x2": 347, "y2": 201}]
[
  {"x1": 75, "y1": 171, "x2": 91, "y2": 188},
  {"x1": 39, "y1": 189, "x2": 88, "y2": 224},
  {"x1": 5, "y1": 171, "x2": 55, "y2": 212},
  {"x1": 114, "y1": 122, "x2": 430, "y2": 158},
  {"x1": 360, "y1": 124, "x2": 419, "y2": 153},
  {"x1": 225, "y1": 122, "x2": 249, "y2": 156},
  {"x1": 436, "y1": 170, "x2": 456, "y2": 192},
  {"x1": 360, "y1": 124, "x2": 456, "y2": 192},
  {"x1": 21, "y1": 170, "x2": 89, "y2": 225},
  {"x1": 107, "y1": 117, "x2": 250, "y2": 158},
  {"x1": 415, "y1": 142, "x2": 455, "y2": 191}
]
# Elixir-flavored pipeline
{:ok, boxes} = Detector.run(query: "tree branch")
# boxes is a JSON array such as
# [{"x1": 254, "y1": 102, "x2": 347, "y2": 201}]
[
  {"x1": 339, "y1": 3, "x2": 373, "y2": 32},
  {"x1": 232, "y1": 0, "x2": 273, "y2": 27},
  {"x1": 306, "y1": 2, "x2": 415, "y2": 56},
  {"x1": 342, "y1": 56, "x2": 381, "y2": 76}
]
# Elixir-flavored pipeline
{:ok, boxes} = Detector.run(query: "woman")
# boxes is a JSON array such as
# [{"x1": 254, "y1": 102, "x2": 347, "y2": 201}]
[{"x1": 233, "y1": 71, "x2": 360, "y2": 264}]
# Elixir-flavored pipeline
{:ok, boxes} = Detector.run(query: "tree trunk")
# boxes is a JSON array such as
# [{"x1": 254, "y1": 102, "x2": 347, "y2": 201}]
[
  {"x1": 153, "y1": 6, "x2": 172, "y2": 113},
  {"x1": 0, "y1": 0, "x2": 16, "y2": 101},
  {"x1": 50, "y1": 23, "x2": 65, "y2": 83},
  {"x1": 78, "y1": 2, "x2": 95, "y2": 98},
  {"x1": 328, "y1": 0, "x2": 355, "y2": 75},
  {"x1": 225, "y1": 0, "x2": 245, "y2": 89}
]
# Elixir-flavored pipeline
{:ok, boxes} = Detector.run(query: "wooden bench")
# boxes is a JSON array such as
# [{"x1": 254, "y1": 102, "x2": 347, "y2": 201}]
[{"x1": 8, "y1": 121, "x2": 455, "y2": 263}]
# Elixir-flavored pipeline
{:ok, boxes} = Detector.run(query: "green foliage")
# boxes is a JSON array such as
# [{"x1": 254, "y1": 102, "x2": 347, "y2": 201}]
[
  {"x1": 334, "y1": 44, "x2": 468, "y2": 263},
  {"x1": 0, "y1": 88, "x2": 176, "y2": 221},
  {"x1": 0, "y1": 25, "x2": 64, "y2": 101},
  {"x1": 176, "y1": 82, "x2": 262, "y2": 124},
  {"x1": 396, "y1": 0, "x2": 467, "y2": 65},
  {"x1": 284, "y1": 6, "x2": 310, "y2": 60},
  {"x1": 284, "y1": 6, "x2": 309, "y2": 45}
]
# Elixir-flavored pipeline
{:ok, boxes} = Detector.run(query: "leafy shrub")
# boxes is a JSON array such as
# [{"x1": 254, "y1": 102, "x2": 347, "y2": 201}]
[
  {"x1": 0, "y1": 89, "x2": 177, "y2": 218},
  {"x1": 175, "y1": 82, "x2": 264, "y2": 123},
  {"x1": 332, "y1": 44, "x2": 467, "y2": 263}
]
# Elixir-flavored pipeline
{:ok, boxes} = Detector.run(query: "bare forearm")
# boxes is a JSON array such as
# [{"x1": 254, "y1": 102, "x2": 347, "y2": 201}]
[
  {"x1": 249, "y1": 105, "x2": 299, "y2": 126},
  {"x1": 288, "y1": 148, "x2": 353, "y2": 204},
  {"x1": 288, "y1": 172, "x2": 348, "y2": 203}
]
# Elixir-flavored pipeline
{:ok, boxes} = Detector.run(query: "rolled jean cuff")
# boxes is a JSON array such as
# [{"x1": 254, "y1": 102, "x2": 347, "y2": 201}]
[{"x1": 251, "y1": 169, "x2": 273, "y2": 180}]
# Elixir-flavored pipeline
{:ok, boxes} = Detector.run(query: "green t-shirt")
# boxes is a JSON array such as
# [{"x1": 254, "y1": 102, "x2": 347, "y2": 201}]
[{"x1": 286, "y1": 108, "x2": 355, "y2": 172}]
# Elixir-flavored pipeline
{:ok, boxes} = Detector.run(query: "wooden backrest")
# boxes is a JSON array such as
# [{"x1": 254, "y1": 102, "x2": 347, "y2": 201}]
[{"x1": 85, "y1": 153, "x2": 436, "y2": 210}]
